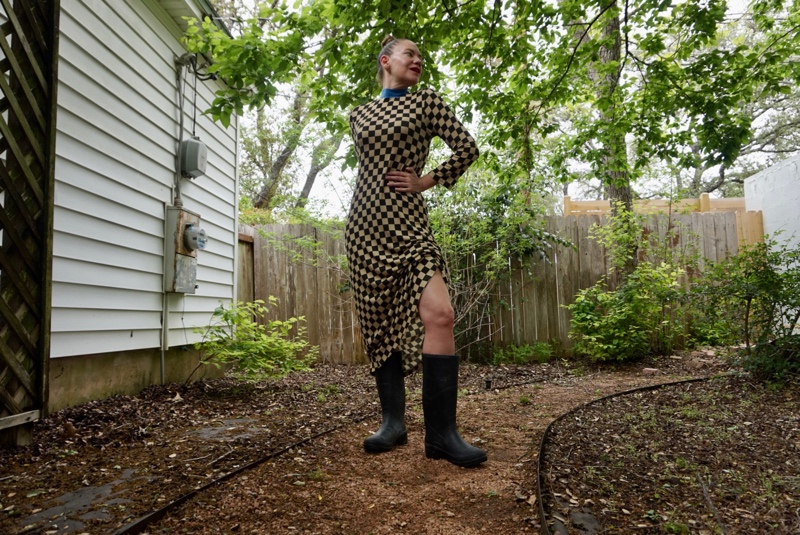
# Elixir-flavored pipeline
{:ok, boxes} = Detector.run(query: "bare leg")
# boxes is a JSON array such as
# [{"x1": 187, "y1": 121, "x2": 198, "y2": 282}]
[
  {"x1": 419, "y1": 270, "x2": 455, "y2": 355},
  {"x1": 419, "y1": 274, "x2": 487, "y2": 467}
]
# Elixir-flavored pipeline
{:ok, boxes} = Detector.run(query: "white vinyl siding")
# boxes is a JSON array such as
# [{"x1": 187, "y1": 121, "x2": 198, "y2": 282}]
[{"x1": 51, "y1": 0, "x2": 237, "y2": 358}]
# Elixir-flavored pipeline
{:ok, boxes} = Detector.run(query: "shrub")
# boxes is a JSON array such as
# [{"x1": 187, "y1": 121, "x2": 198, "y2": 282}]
[
  {"x1": 566, "y1": 204, "x2": 695, "y2": 363},
  {"x1": 690, "y1": 237, "x2": 800, "y2": 379},
  {"x1": 192, "y1": 298, "x2": 318, "y2": 381},
  {"x1": 567, "y1": 261, "x2": 686, "y2": 362},
  {"x1": 742, "y1": 335, "x2": 800, "y2": 380}
]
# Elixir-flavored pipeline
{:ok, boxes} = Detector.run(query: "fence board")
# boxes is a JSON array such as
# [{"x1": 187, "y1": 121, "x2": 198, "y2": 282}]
[
  {"x1": 551, "y1": 217, "x2": 573, "y2": 353},
  {"x1": 300, "y1": 224, "x2": 319, "y2": 347},
  {"x1": 316, "y1": 230, "x2": 332, "y2": 362},
  {"x1": 576, "y1": 215, "x2": 594, "y2": 291},
  {"x1": 702, "y1": 213, "x2": 719, "y2": 265},
  {"x1": 510, "y1": 257, "x2": 524, "y2": 345},
  {"x1": 236, "y1": 227, "x2": 254, "y2": 304},
  {"x1": 736, "y1": 212, "x2": 763, "y2": 247},
  {"x1": 542, "y1": 252, "x2": 557, "y2": 344},
  {"x1": 525, "y1": 259, "x2": 540, "y2": 343},
  {"x1": 493, "y1": 260, "x2": 511, "y2": 346},
  {"x1": 546, "y1": 240, "x2": 561, "y2": 346},
  {"x1": 564, "y1": 194, "x2": 747, "y2": 215},
  {"x1": 722, "y1": 212, "x2": 739, "y2": 259}
]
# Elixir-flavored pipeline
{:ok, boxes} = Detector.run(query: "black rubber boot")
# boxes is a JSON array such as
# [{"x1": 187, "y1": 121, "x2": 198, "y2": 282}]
[
  {"x1": 422, "y1": 354, "x2": 487, "y2": 467},
  {"x1": 364, "y1": 351, "x2": 408, "y2": 453}
]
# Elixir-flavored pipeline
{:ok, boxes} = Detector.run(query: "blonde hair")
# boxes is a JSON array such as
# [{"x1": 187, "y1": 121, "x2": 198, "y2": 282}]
[{"x1": 376, "y1": 35, "x2": 401, "y2": 84}]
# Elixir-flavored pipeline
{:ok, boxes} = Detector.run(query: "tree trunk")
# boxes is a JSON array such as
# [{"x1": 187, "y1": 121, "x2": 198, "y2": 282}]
[
  {"x1": 253, "y1": 91, "x2": 308, "y2": 209},
  {"x1": 295, "y1": 133, "x2": 344, "y2": 209},
  {"x1": 596, "y1": 6, "x2": 632, "y2": 214}
]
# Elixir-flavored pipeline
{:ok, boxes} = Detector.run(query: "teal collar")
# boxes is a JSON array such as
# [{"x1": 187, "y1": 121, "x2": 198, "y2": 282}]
[{"x1": 380, "y1": 88, "x2": 409, "y2": 98}]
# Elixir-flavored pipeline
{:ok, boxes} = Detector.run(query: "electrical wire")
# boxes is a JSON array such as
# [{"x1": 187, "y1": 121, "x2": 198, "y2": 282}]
[{"x1": 192, "y1": 59, "x2": 199, "y2": 137}]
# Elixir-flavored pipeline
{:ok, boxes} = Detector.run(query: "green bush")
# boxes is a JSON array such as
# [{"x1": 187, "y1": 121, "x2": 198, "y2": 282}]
[
  {"x1": 743, "y1": 335, "x2": 800, "y2": 380},
  {"x1": 567, "y1": 261, "x2": 686, "y2": 362},
  {"x1": 690, "y1": 237, "x2": 800, "y2": 380},
  {"x1": 565, "y1": 204, "x2": 695, "y2": 363},
  {"x1": 193, "y1": 298, "x2": 318, "y2": 381}
]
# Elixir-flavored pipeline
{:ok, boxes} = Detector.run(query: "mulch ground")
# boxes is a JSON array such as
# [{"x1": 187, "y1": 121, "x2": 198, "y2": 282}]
[{"x1": 1, "y1": 352, "x2": 797, "y2": 534}]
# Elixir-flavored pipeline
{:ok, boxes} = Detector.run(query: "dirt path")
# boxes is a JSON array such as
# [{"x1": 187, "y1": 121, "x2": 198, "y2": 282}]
[
  {"x1": 0, "y1": 358, "x2": 712, "y2": 535},
  {"x1": 149, "y1": 364, "x2": 702, "y2": 534}
]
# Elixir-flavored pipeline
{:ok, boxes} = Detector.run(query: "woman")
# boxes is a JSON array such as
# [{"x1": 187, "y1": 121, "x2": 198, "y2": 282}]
[{"x1": 345, "y1": 35, "x2": 486, "y2": 467}]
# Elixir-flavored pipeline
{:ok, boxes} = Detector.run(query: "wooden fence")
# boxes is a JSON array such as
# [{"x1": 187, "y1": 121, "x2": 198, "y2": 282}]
[
  {"x1": 237, "y1": 211, "x2": 763, "y2": 364},
  {"x1": 238, "y1": 224, "x2": 364, "y2": 364},
  {"x1": 564, "y1": 193, "x2": 747, "y2": 216},
  {"x1": 488, "y1": 211, "x2": 762, "y2": 358}
]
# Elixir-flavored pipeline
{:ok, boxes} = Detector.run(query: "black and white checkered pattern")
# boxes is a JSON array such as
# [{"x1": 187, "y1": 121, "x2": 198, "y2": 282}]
[{"x1": 345, "y1": 88, "x2": 479, "y2": 375}]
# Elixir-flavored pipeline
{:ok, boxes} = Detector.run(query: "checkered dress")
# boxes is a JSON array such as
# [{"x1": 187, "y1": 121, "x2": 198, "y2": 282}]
[{"x1": 345, "y1": 88, "x2": 479, "y2": 375}]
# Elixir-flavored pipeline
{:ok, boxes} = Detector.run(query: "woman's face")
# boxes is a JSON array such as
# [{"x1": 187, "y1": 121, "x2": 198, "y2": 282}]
[{"x1": 381, "y1": 40, "x2": 423, "y2": 89}]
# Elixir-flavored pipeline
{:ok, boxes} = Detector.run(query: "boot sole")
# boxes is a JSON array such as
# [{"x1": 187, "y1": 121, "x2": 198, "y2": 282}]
[
  {"x1": 425, "y1": 445, "x2": 487, "y2": 467},
  {"x1": 363, "y1": 432, "x2": 408, "y2": 453}
]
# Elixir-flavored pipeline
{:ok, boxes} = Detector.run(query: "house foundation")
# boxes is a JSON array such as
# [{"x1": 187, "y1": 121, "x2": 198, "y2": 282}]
[{"x1": 48, "y1": 348, "x2": 224, "y2": 413}]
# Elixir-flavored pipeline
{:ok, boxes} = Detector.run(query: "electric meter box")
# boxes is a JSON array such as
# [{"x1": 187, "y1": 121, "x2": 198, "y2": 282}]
[{"x1": 165, "y1": 207, "x2": 208, "y2": 293}]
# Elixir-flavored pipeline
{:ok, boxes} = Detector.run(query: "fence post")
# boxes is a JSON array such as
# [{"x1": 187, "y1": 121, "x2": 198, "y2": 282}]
[{"x1": 699, "y1": 193, "x2": 711, "y2": 212}]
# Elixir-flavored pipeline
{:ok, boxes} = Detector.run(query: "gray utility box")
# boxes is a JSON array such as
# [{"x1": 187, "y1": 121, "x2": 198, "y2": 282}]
[{"x1": 165, "y1": 207, "x2": 207, "y2": 293}]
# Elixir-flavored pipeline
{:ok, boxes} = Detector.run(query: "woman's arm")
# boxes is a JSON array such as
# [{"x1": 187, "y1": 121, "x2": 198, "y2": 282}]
[
  {"x1": 424, "y1": 89, "x2": 479, "y2": 189},
  {"x1": 384, "y1": 90, "x2": 479, "y2": 194}
]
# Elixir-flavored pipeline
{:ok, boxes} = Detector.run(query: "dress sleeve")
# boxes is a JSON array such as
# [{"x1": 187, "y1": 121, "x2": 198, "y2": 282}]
[
  {"x1": 424, "y1": 89, "x2": 479, "y2": 188},
  {"x1": 348, "y1": 108, "x2": 359, "y2": 146}
]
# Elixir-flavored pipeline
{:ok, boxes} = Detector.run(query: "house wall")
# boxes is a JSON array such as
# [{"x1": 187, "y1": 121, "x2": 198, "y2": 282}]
[
  {"x1": 744, "y1": 155, "x2": 800, "y2": 249},
  {"x1": 50, "y1": 0, "x2": 237, "y2": 406}
]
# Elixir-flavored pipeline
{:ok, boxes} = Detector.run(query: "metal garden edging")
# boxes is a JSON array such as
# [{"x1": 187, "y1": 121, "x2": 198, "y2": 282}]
[{"x1": 535, "y1": 376, "x2": 714, "y2": 535}]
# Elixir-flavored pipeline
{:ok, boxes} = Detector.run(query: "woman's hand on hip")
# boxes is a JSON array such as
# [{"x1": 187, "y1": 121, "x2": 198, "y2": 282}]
[{"x1": 386, "y1": 167, "x2": 426, "y2": 193}]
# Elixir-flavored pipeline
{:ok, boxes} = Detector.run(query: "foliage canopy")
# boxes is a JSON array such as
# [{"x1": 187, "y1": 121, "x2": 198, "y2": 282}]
[{"x1": 186, "y1": 0, "x2": 800, "y2": 193}]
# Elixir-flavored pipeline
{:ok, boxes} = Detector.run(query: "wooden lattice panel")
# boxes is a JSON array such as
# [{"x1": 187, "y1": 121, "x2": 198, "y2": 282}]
[{"x1": 0, "y1": 0, "x2": 58, "y2": 435}]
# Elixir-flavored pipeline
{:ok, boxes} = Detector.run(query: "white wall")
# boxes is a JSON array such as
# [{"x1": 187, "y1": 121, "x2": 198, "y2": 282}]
[
  {"x1": 745, "y1": 154, "x2": 800, "y2": 250},
  {"x1": 51, "y1": 0, "x2": 238, "y2": 358}
]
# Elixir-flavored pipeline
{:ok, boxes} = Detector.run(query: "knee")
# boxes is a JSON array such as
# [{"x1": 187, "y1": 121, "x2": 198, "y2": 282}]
[{"x1": 420, "y1": 301, "x2": 455, "y2": 331}]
